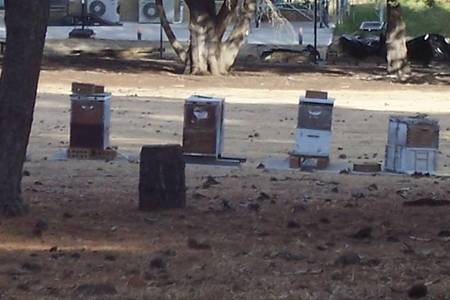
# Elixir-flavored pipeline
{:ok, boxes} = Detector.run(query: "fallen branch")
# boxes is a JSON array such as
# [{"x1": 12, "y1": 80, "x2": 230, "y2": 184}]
[
  {"x1": 403, "y1": 198, "x2": 450, "y2": 207},
  {"x1": 409, "y1": 236, "x2": 432, "y2": 242}
]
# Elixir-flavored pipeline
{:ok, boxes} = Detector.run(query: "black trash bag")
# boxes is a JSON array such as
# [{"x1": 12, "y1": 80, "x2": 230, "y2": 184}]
[
  {"x1": 407, "y1": 34, "x2": 450, "y2": 65},
  {"x1": 338, "y1": 34, "x2": 385, "y2": 59}
]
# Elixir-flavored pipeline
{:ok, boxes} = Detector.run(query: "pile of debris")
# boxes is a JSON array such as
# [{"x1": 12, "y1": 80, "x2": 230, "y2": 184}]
[{"x1": 327, "y1": 33, "x2": 450, "y2": 66}]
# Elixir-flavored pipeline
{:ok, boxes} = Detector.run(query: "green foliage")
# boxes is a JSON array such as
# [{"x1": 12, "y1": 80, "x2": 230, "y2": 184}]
[{"x1": 334, "y1": 0, "x2": 450, "y2": 37}]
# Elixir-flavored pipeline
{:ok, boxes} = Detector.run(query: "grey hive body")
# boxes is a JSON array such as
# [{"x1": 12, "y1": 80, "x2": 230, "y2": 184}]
[
  {"x1": 292, "y1": 94, "x2": 335, "y2": 157},
  {"x1": 384, "y1": 116, "x2": 439, "y2": 174},
  {"x1": 182, "y1": 95, "x2": 225, "y2": 158}
]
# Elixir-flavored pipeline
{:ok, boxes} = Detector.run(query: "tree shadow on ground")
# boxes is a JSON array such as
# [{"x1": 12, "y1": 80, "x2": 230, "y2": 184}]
[
  {"x1": 40, "y1": 55, "x2": 185, "y2": 74},
  {"x1": 38, "y1": 54, "x2": 450, "y2": 86}
]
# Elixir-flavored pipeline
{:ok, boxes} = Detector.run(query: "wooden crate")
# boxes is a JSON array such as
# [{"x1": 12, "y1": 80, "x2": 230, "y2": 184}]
[
  {"x1": 68, "y1": 147, "x2": 117, "y2": 160},
  {"x1": 353, "y1": 163, "x2": 381, "y2": 173},
  {"x1": 289, "y1": 152, "x2": 329, "y2": 169}
]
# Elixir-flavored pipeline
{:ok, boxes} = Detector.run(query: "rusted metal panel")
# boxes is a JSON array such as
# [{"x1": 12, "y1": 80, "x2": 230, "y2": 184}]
[
  {"x1": 183, "y1": 129, "x2": 218, "y2": 155},
  {"x1": 407, "y1": 124, "x2": 439, "y2": 148},
  {"x1": 71, "y1": 100, "x2": 105, "y2": 125}
]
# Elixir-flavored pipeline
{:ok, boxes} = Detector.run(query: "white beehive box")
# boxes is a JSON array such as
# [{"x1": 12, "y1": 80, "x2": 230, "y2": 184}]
[
  {"x1": 293, "y1": 129, "x2": 331, "y2": 157},
  {"x1": 384, "y1": 145, "x2": 437, "y2": 174},
  {"x1": 384, "y1": 116, "x2": 439, "y2": 174},
  {"x1": 292, "y1": 90, "x2": 334, "y2": 157}
]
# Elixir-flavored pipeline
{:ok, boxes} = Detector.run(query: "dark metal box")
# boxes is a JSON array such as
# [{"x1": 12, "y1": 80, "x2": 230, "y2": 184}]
[
  {"x1": 70, "y1": 93, "x2": 111, "y2": 150},
  {"x1": 182, "y1": 95, "x2": 225, "y2": 157},
  {"x1": 297, "y1": 92, "x2": 334, "y2": 130}
]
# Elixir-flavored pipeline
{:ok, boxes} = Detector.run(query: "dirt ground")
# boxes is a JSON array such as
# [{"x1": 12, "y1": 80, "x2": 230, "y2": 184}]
[{"x1": 1, "y1": 56, "x2": 450, "y2": 299}]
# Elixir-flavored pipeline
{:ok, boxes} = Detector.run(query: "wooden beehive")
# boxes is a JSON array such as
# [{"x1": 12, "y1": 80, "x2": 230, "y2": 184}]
[
  {"x1": 293, "y1": 90, "x2": 334, "y2": 157},
  {"x1": 182, "y1": 95, "x2": 225, "y2": 157},
  {"x1": 387, "y1": 116, "x2": 439, "y2": 148},
  {"x1": 70, "y1": 92, "x2": 111, "y2": 150},
  {"x1": 385, "y1": 116, "x2": 439, "y2": 174}
]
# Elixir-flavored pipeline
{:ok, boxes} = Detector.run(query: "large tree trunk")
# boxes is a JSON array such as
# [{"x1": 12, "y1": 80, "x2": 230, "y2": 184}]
[
  {"x1": 220, "y1": 0, "x2": 257, "y2": 72},
  {"x1": 158, "y1": 0, "x2": 255, "y2": 75},
  {"x1": 386, "y1": 0, "x2": 410, "y2": 79},
  {"x1": 0, "y1": 0, "x2": 49, "y2": 216},
  {"x1": 186, "y1": 0, "x2": 218, "y2": 74},
  {"x1": 139, "y1": 145, "x2": 186, "y2": 211},
  {"x1": 155, "y1": 0, "x2": 188, "y2": 63}
]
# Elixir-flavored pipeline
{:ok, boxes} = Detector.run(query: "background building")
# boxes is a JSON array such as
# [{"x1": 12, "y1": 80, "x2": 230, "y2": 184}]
[{"x1": 49, "y1": 0, "x2": 185, "y2": 25}]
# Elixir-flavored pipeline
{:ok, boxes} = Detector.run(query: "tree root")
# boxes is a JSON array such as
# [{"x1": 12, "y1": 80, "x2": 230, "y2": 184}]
[{"x1": 1, "y1": 201, "x2": 28, "y2": 217}]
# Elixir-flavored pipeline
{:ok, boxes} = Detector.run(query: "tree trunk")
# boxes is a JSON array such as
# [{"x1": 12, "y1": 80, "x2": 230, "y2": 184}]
[
  {"x1": 0, "y1": 0, "x2": 49, "y2": 216},
  {"x1": 220, "y1": 0, "x2": 257, "y2": 72},
  {"x1": 386, "y1": 0, "x2": 410, "y2": 79},
  {"x1": 139, "y1": 145, "x2": 186, "y2": 211},
  {"x1": 158, "y1": 0, "x2": 255, "y2": 75},
  {"x1": 186, "y1": 0, "x2": 219, "y2": 75},
  {"x1": 156, "y1": 0, "x2": 188, "y2": 63}
]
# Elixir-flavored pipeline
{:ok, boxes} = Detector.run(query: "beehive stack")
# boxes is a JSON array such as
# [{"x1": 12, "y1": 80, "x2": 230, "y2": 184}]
[
  {"x1": 384, "y1": 115, "x2": 439, "y2": 174},
  {"x1": 290, "y1": 90, "x2": 335, "y2": 169},
  {"x1": 68, "y1": 82, "x2": 113, "y2": 159}
]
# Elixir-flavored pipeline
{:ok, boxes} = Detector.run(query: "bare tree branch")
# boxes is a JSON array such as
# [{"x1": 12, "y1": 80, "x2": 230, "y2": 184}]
[
  {"x1": 224, "y1": 0, "x2": 255, "y2": 50},
  {"x1": 216, "y1": 0, "x2": 239, "y2": 40},
  {"x1": 155, "y1": 0, "x2": 188, "y2": 63}
]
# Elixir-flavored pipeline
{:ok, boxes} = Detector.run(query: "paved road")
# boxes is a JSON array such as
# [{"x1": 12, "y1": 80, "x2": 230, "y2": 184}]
[
  {"x1": 45, "y1": 21, "x2": 333, "y2": 46},
  {"x1": 0, "y1": 9, "x2": 332, "y2": 46}
]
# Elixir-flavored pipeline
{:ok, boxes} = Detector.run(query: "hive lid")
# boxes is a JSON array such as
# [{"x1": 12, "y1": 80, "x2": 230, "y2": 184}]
[
  {"x1": 299, "y1": 96, "x2": 335, "y2": 105},
  {"x1": 70, "y1": 92, "x2": 112, "y2": 101},
  {"x1": 187, "y1": 95, "x2": 224, "y2": 103},
  {"x1": 389, "y1": 115, "x2": 439, "y2": 127}
]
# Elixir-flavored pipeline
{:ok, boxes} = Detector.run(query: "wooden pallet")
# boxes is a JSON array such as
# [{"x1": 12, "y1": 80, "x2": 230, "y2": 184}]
[
  {"x1": 289, "y1": 153, "x2": 329, "y2": 170},
  {"x1": 183, "y1": 154, "x2": 246, "y2": 166},
  {"x1": 68, "y1": 147, "x2": 117, "y2": 160},
  {"x1": 353, "y1": 162, "x2": 381, "y2": 173}
]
